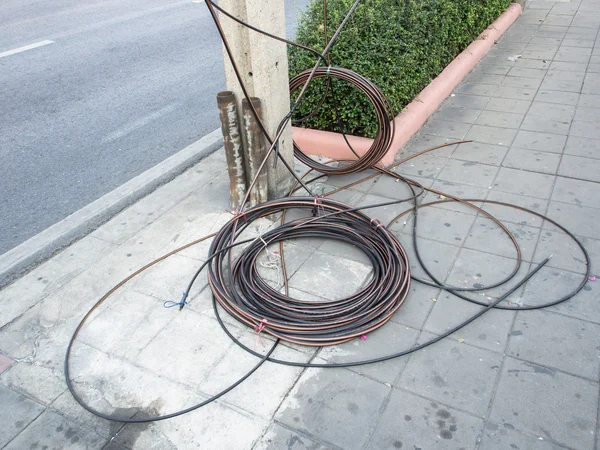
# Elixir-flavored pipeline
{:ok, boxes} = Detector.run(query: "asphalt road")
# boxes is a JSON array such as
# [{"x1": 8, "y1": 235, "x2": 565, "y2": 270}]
[{"x1": 0, "y1": 0, "x2": 311, "y2": 255}]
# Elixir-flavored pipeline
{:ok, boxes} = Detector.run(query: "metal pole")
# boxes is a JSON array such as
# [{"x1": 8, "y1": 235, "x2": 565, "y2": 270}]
[
  {"x1": 242, "y1": 97, "x2": 268, "y2": 206},
  {"x1": 217, "y1": 91, "x2": 247, "y2": 210}
]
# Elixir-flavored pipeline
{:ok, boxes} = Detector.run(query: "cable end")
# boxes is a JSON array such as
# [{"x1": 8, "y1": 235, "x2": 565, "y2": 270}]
[{"x1": 179, "y1": 292, "x2": 189, "y2": 311}]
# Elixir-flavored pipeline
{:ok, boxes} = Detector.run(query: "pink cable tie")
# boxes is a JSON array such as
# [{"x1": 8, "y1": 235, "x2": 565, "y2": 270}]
[
  {"x1": 370, "y1": 218, "x2": 384, "y2": 229},
  {"x1": 229, "y1": 208, "x2": 247, "y2": 223},
  {"x1": 254, "y1": 318, "x2": 268, "y2": 334}
]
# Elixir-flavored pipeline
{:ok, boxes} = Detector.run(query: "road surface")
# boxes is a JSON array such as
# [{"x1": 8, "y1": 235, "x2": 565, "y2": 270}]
[{"x1": 0, "y1": 0, "x2": 311, "y2": 255}]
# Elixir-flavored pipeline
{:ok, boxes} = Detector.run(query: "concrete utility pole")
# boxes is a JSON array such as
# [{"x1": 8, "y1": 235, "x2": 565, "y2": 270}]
[{"x1": 218, "y1": 0, "x2": 294, "y2": 200}]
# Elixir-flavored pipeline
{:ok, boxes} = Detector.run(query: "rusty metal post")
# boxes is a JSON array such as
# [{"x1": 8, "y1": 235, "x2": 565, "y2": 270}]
[
  {"x1": 217, "y1": 91, "x2": 247, "y2": 210},
  {"x1": 242, "y1": 97, "x2": 268, "y2": 206}
]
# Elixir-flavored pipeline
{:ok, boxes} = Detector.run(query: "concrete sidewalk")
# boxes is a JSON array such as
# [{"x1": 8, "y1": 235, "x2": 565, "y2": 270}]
[{"x1": 2, "y1": 0, "x2": 600, "y2": 448}]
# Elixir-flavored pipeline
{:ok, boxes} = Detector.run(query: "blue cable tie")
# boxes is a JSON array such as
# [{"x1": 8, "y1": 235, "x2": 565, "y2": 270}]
[{"x1": 163, "y1": 292, "x2": 189, "y2": 310}]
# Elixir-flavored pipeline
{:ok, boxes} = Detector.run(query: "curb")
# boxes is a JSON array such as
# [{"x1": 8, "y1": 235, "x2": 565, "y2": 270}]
[
  {"x1": 0, "y1": 129, "x2": 223, "y2": 288},
  {"x1": 292, "y1": 2, "x2": 523, "y2": 163}
]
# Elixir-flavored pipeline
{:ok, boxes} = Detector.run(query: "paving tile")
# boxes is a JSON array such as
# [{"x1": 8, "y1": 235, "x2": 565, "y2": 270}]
[
  {"x1": 485, "y1": 97, "x2": 532, "y2": 114},
  {"x1": 528, "y1": 267, "x2": 600, "y2": 324},
  {"x1": 588, "y1": 62, "x2": 600, "y2": 72},
  {"x1": 503, "y1": 147, "x2": 561, "y2": 174},
  {"x1": 317, "y1": 239, "x2": 371, "y2": 266},
  {"x1": 483, "y1": 191, "x2": 549, "y2": 228},
  {"x1": 446, "y1": 248, "x2": 530, "y2": 300},
  {"x1": 367, "y1": 389, "x2": 484, "y2": 449},
  {"x1": 135, "y1": 309, "x2": 236, "y2": 387},
  {"x1": 451, "y1": 142, "x2": 509, "y2": 166},
  {"x1": 480, "y1": 422, "x2": 569, "y2": 449},
  {"x1": 571, "y1": 119, "x2": 600, "y2": 139},
  {"x1": 490, "y1": 357, "x2": 598, "y2": 449},
  {"x1": 512, "y1": 130, "x2": 567, "y2": 153},
  {"x1": 552, "y1": 175, "x2": 600, "y2": 209},
  {"x1": 401, "y1": 133, "x2": 461, "y2": 156},
  {"x1": 1, "y1": 361, "x2": 66, "y2": 405},
  {"x1": 0, "y1": 236, "x2": 116, "y2": 329},
  {"x1": 455, "y1": 83, "x2": 499, "y2": 97},
  {"x1": 0, "y1": 385, "x2": 45, "y2": 448},
  {"x1": 90, "y1": 161, "x2": 227, "y2": 245},
  {"x1": 433, "y1": 106, "x2": 482, "y2": 124},
  {"x1": 535, "y1": 89, "x2": 580, "y2": 105},
  {"x1": 4, "y1": 409, "x2": 106, "y2": 450},
  {"x1": 494, "y1": 86, "x2": 538, "y2": 101},
  {"x1": 420, "y1": 119, "x2": 471, "y2": 140},
  {"x1": 502, "y1": 75, "x2": 544, "y2": 90},
  {"x1": 395, "y1": 234, "x2": 460, "y2": 283},
  {"x1": 522, "y1": 47, "x2": 559, "y2": 60},
  {"x1": 507, "y1": 67, "x2": 548, "y2": 79},
  {"x1": 464, "y1": 217, "x2": 541, "y2": 262},
  {"x1": 583, "y1": 73, "x2": 600, "y2": 96},
  {"x1": 538, "y1": 24, "x2": 569, "y2": 33},
  {"x1": 324, "y1": 168, "x2": 379, "y2": 192},
  {"x1": 288, "y1": 249, "x2": 372, "y2": 300},
  {"x1": 443, "y1": 93, "x2": 492, "y2": 109},
  {"x1": 390, "y1": 282, "x2": 440, "y2": 330},
  {"x1": 554, "y1": 49, "x2": 591, "y2": 62},
  {"x1": 546, "y1": 201, "x2": 600, "y2": 239},
  {"x1": 529, "y1": 2, "x2": 555, "y2": 10},
  {"x1": 438, "y1": 159, "x2": 499, "y2": 188},
  {"x1": 201, "y1": 342, "x2": 311, "y2": 418},
  {"x1": 111, "y1": 401, "x2": 268, "y2": 450},
  {"x1": 492, "y1": 168, "x2": 555, "y2": 199},
  {"x1": 527, "y1": 101, "x2": 576, "y2": 121},
  {"x1": 562, "y1": 38, "x2": 595, "y2": 47},
  {"x1": 319, "y1": 322, "x2": 419, "y2": 384},
  {"x1": 559, "y1": 45, "x2": 593, "y2": 56},
  {"x1": 257, "y1": 240, "x2": 317, "y2": 286},
  {"x1": 276, "y1": 367, "x2": 389, "y2": 450},
  {"x1": 476, "y1": 63, "x2": 513, "y2": 76},
  {"x1": 558, "y1": 154, "x2": 600, "y2": 181},
  {"x1": 549, "y1": 60, "x2": 589, "y2": 71},
  {"x1": 514, "y1": 58, "x2": 551, "y2": 70},
  {"x1": 367, "y1": 173, "x2": 432, "y2": 201},
  {"x1": 396, "y1": 154, "x2": 448, "y2": 179},
  {"x1": 254, "y1": 423, "x2": 332, "y2": 450},
  {"x1": 355, "y1": 193, "x2": 414, "y2": 227},
  {"x1": 424, "y1": 291, "x2": 516, "y2": 353},
  {"x1": 541, "y1": 73, "x2": 585, "y2": 93},
  {"x1": 464, "y1": 124, "x2": 518, "y2": 147},
  {"x1": 398, "y1": 332, "x2": 502, "y2": 416},
  {"x1": 552, "y1": 3, "x2": 580, "y2": 15},
  {"x1": 474, "y1": 110, "x2": 525, "y2": 129},
  {"x1": 508, "y1": 309, "x2": 600, "y2": 379},
  {"x1": 533, "y1": 227, "x2": 594, "y2": 273},
  {"x1": 571, "y1": 19, "x2": 600, "y2": 29},
  {"x1": 520, "y1": 114, "x2": 572, "y2": 135},
  {"x1": 543, "y1": 15, "x2": 574, "y2": 26},
  {"x1": 464, "y1": 72, "x2": 506, "y2": 86},
  {"x1": 423, "y1": 180, "x2": 490, "y2": 216},
  {"x1": 407, "y1": 206, "x2": 477, "y2": 246}
]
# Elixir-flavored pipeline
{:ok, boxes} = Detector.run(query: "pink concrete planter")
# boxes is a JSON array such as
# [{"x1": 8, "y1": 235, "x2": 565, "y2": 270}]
[{"x1": 292, "y1": 2, "x2": 523, "y2": 167}]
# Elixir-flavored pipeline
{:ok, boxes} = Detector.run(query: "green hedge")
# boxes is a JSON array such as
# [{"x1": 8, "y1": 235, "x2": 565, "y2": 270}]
[{"x1": 288, "y1": 0, "x2": 511, "y2": 137}]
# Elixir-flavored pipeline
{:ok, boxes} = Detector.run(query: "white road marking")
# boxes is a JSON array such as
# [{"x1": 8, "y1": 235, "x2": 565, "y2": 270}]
[
  {"x1": 0, "y1": 40, "x2": 55, "y2": 59},
  {"x1": 101, "y1": 102, "x2": 180, "y2": 143}
]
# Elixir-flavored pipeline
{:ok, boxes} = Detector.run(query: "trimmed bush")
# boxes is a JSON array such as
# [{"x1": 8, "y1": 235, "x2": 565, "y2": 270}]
[{"x1": 288, "y1": 0, "x2": 511, "y2": 137}]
